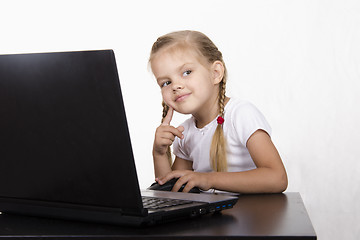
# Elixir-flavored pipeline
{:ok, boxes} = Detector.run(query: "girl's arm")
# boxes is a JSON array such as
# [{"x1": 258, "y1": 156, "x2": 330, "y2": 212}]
[
  {"x1": 153, "y1": 151, "x2": 172, "y2": 179},
  {"x1": 157, "y1": 130, "x2": 288, "y2": 193},
  {"x1": 172, "y1": 157, "x2": 193, "y2": 171},
  {"x1": 154, "y1": 156, "x2": 192, "y2": 180},
  {"x1": 208, "y1": 130, "x2": 288, "y2": 193}
]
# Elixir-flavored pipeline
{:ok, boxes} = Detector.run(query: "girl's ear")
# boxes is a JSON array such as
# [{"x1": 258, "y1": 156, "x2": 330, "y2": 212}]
[{"x1": 211, "y1": 60, "x2": 225, "y2": 85}]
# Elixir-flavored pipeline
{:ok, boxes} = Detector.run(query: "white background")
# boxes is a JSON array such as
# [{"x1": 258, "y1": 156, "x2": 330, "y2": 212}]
[{"x1": 1, "y1": 0, "x2": 359, "y2": 239}]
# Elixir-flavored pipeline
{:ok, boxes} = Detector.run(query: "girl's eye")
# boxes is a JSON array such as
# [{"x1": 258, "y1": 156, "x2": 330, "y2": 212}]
[
  {"x1": 161, "y1": 81, "x2": 171, "y2": 88},
  {"x1": 182, "y1": 70, "x2": 192, "y2": 77}
]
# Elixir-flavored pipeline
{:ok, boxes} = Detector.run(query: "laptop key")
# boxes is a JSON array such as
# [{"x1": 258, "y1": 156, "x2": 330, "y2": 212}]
[{"x1": 142, "y1": 196, "x2": 193, "y2": 210}]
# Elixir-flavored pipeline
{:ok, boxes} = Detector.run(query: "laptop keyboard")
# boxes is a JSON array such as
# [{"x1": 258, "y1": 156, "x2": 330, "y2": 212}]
[{"x1": 142, "y1": 196, "x2": 194, "y2": 210}]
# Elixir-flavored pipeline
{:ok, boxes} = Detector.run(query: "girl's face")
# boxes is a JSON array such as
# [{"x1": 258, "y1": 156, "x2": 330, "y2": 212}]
[{"x1": 151, "y1": 48, "x2": 223, "y2": 118}]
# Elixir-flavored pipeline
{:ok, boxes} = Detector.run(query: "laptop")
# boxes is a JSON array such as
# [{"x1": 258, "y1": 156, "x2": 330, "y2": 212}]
[{"x1": 0, "y1": 50, "x2": 238, "y2": 226}]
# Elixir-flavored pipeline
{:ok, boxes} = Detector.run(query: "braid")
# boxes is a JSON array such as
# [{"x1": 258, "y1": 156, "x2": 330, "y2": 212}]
[
  {"x1": 218, "y1": 81, "x2": 227, "y2": 117},
  {"x1": 161, "y1": 101, "x2": 173, "y2": 166},
  {"x1": 161, "y1": 101, "x2": 169, "y2": 119},
  {"x1": 210, "y1": 76, "x2": 228, "y2": 172}
]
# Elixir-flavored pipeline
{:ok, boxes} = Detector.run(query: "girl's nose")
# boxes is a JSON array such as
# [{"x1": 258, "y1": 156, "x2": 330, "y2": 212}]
[{"x1": 172, "y1": 79, "x2": 184, "y2": 91}]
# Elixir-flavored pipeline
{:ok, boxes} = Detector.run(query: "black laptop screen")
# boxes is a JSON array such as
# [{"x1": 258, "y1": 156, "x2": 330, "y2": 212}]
[{"x1": 0, "y1": 50, "x2": 143, "y2": 211}]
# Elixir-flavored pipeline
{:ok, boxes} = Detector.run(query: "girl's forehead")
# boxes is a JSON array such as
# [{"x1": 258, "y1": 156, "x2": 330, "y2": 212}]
[{"x1": 153, "y1": 46, "x2": 208, "y2": 66}]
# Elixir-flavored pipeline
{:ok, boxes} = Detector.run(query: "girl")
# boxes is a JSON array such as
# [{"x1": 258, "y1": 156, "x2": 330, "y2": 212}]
[{"x1": 149, "y1": 30, "x2": 287, "y2": 193}]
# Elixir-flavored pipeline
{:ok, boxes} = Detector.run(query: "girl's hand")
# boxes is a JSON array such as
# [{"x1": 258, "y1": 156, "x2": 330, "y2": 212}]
[
  {"x1": 153, "y1": 107, "x2": 184, "y2": 156},
  {"x1": 157, "y1": 170, "x2": 212, "y2": 193}
]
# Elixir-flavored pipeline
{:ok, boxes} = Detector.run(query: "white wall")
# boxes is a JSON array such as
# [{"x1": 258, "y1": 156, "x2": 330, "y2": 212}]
[{"x1": 1, "y1": 0, "x2": 359, "y2": 239}]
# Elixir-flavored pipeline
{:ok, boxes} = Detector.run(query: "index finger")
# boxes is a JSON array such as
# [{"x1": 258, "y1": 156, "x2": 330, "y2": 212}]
[
  {"x1": 158, "y1": 170, "x2": 183, "y2": 185},
  {"x1": 162, "y1": 106, "x2": 174, "y2": 126}
]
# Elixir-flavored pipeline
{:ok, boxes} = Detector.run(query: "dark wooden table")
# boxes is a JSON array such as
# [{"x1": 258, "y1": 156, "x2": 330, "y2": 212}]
[{"x1": 0, "y1": 192, "x2": 316, "y2": 239}]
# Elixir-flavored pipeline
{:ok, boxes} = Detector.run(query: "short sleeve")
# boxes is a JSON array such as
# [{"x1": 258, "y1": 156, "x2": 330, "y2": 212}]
[
  {"x1": 172, "y1": 118, "x2": 193, "y2": 161},
  {"x1": 173, "y1": 136, "x2": 190, "y2": 160},
  {"x1": 230, "y1": 101, "x2": 272, "y2": 147}
]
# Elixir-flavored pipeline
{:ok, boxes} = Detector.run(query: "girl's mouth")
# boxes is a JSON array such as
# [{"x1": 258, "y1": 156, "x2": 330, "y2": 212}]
[{"x1": 175, "y1": 93, "x2": 191, "y2": 102}]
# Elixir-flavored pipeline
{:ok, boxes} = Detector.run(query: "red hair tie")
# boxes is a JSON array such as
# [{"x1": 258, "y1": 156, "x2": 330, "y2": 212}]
[{"x1": 217, "y1": 116, "x2": 224, "y2": 125}]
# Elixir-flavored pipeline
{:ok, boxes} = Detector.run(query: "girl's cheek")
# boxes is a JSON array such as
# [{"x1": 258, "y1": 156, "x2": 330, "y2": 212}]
[
  {"x1": 161, "y1": 97, "x2": 171, "y2": 108},
  {"x1": 161, "y1": 89, "x2": 168, "y2": 99},
  {"x1": 164, "y1": 100, "x2": 176, "y2": 110},
  {"x1": 161, "y1": 92, "x2": 171, "y2": 104}
]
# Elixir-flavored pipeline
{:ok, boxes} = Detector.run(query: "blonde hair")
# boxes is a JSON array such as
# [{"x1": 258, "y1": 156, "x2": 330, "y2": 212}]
[{"x1": 150, "y1": 30, "x2": 228, "y2": 172}]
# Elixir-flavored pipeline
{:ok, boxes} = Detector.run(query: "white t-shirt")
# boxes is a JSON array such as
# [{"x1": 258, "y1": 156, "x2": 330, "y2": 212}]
[{"x1": 173, "y1": 98, "x2": 272, "y2": 172}]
